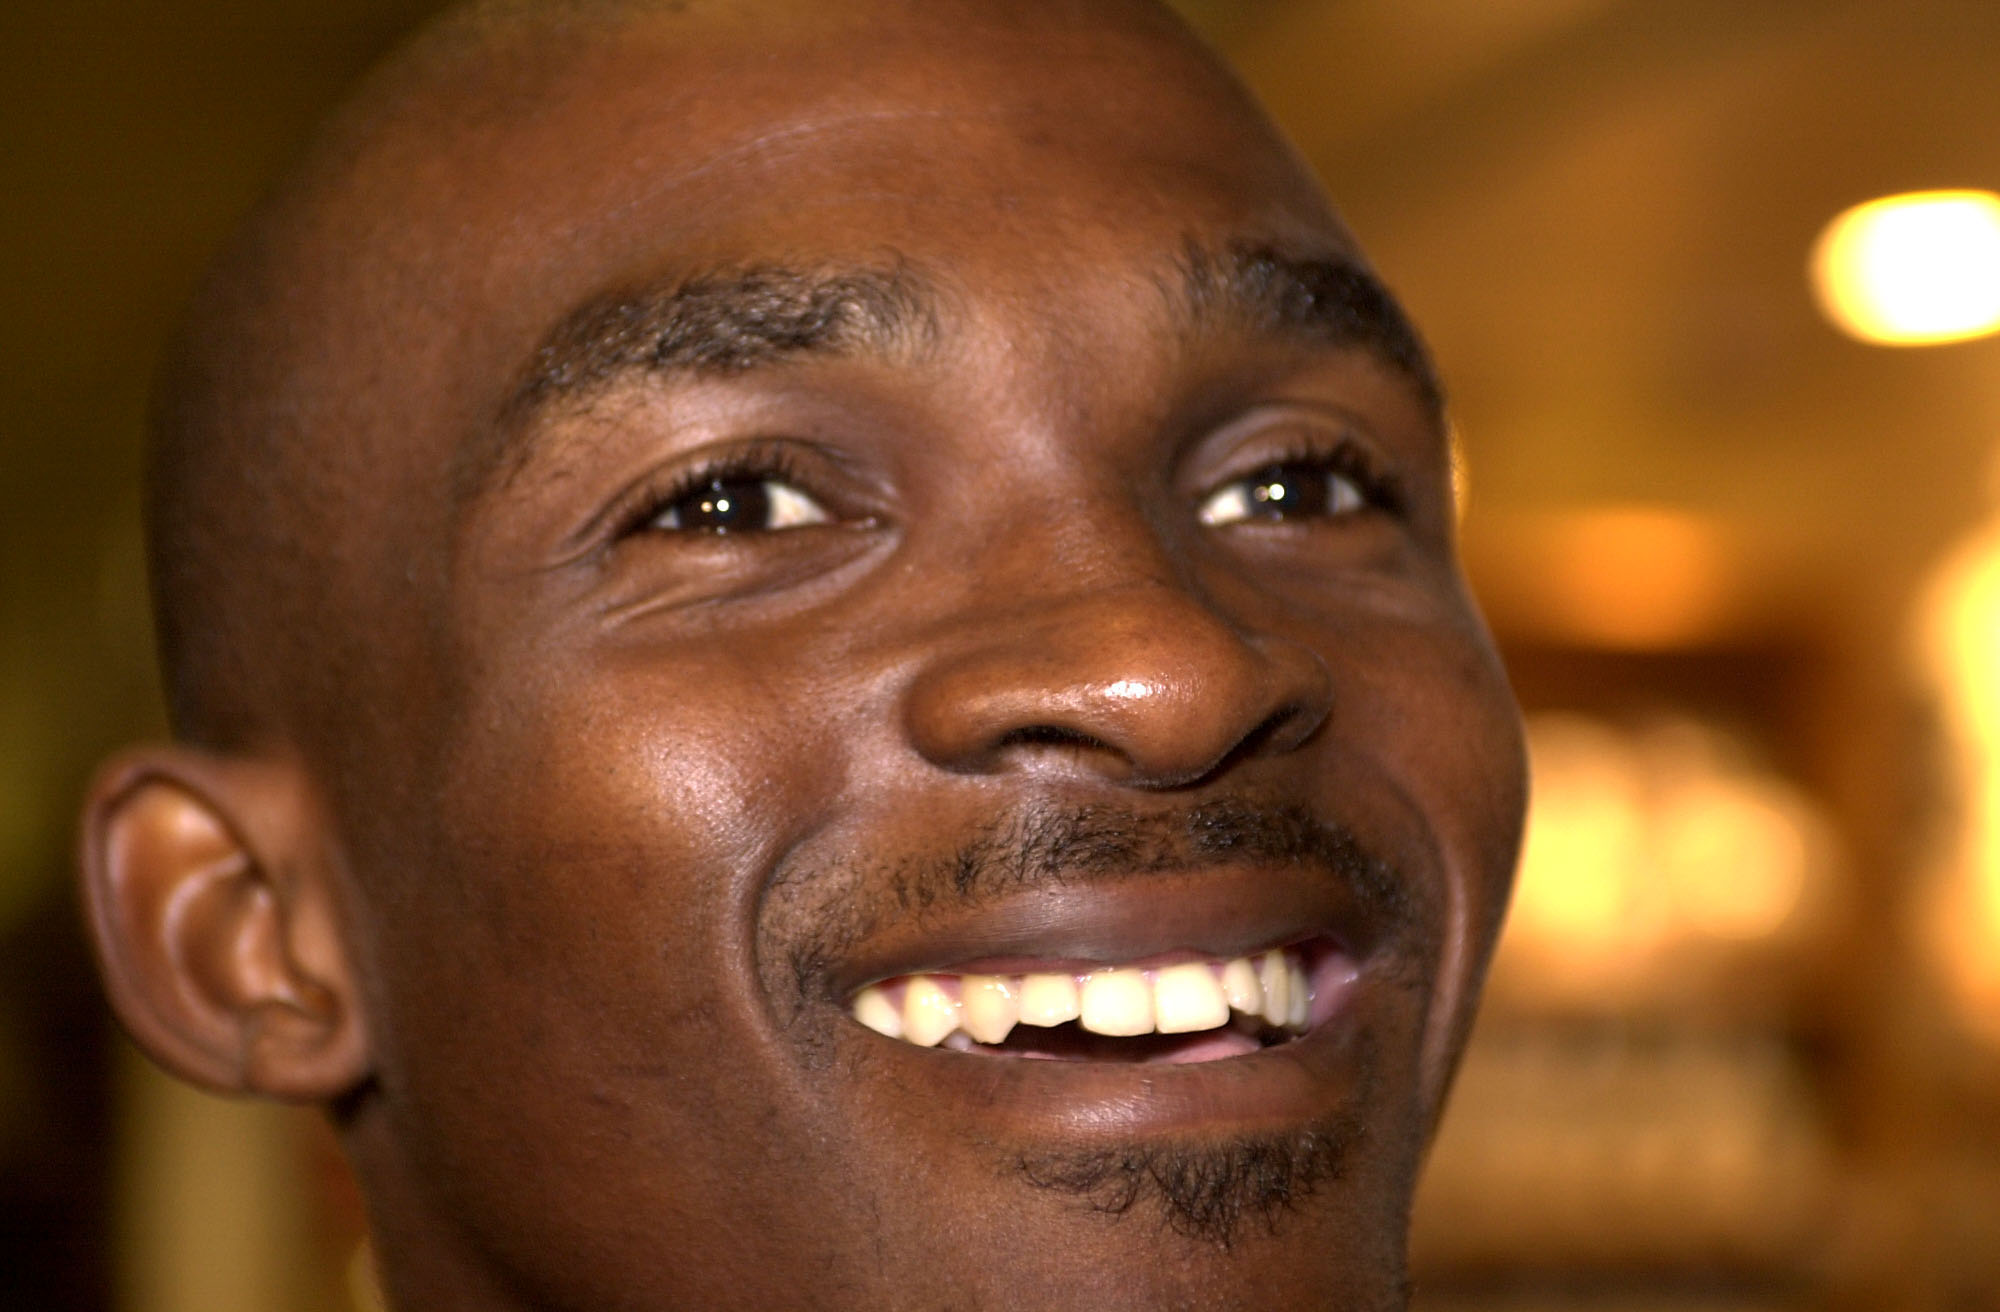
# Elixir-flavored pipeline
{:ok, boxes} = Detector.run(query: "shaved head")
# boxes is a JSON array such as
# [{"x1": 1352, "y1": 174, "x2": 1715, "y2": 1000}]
[
  {"x1": 148, "y1": 0, "x2": 1332, "y2": 750},
  {"x1": 92, "y1": 3, "x2": 1517, "y2": 1308}
]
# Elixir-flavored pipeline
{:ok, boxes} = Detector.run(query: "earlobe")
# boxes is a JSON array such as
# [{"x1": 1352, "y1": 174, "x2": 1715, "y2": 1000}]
[{"x1": 79, "y1": 747, "x2": 370, "y2": 1101}]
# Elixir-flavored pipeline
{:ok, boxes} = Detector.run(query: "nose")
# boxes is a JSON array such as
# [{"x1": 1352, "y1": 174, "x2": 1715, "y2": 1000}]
[{"x1": 902, "y1": 580, "x2": 1334, "y2": 789}]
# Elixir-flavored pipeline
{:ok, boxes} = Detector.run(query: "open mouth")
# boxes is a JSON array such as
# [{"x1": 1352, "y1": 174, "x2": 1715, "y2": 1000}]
[{"x1": 848, "y1": 940, "x2": 1347, "y2": 1064}]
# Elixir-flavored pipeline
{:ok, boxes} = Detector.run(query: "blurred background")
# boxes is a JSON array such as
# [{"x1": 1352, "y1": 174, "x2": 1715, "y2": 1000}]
[{"x1": 5, "y1": 0, "x2": 2000, "y2": 1308}]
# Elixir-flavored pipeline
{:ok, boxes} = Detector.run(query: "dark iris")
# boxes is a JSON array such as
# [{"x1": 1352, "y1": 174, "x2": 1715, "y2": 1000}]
[
  {"x1": 1241, "y1": 461, "x2": 1332, "y2": 519},
  {"x1": 668, "y1": 474, "x2": 772, "y2": 533}
]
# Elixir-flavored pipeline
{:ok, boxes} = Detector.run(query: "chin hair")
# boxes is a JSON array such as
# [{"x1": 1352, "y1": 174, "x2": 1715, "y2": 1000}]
[{"x1": 1015, "y1": 1115, "x2": 1364, "y2": 1250}]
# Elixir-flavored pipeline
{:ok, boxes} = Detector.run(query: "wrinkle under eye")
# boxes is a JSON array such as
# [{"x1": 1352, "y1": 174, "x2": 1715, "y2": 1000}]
[{"x1": 1198, "y1": 461, "x2": 1364, "y2": 527}]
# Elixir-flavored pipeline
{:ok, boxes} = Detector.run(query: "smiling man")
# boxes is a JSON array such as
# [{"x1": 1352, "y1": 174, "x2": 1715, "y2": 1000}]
[{"x1": 78, "y1": 1, "x2": 1526, "y2": 1307}]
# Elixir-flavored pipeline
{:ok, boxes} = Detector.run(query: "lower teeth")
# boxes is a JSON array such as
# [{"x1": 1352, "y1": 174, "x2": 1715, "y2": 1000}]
[{"x1": 939, "y1": 1012, "x2": 1298, "y2": 1062}]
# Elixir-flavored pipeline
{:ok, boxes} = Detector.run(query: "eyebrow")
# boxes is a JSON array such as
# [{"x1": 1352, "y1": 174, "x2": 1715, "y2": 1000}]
[
  {"x1": 467, "y1": 261, "x2": 935, "y2": 497},
  {"x1": 475, "y1": 241, "x2": 1440, "y2": 497},
  {"x1": 1171, "y1": 240, "x2": 1444, "y2": 414},
  {"x1": 509, "y1": 260, "x2": 938, "y2": 414}
]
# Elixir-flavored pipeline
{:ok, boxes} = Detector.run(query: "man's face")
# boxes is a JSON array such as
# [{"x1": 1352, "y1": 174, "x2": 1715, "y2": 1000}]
[{"x1": 312, "y1": 7, "x2": 1526, "y2": 1308}]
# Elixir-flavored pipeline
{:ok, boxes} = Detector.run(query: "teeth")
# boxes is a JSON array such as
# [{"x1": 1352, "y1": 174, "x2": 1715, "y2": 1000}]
[
  {"x1": 852, "y1": 985, "x2": 903, "y2": 1039},
  {"x1": 1219, "y1": 957, "x2": 1262, "y2": 1013},
  {"x1": 1079, "y1": 969, "x2": 1155, "y2": 1036},
  {"x1": 960, "y1": 975, "x2": 1020, "y2": 1044},
  {"x1": 853, "y1": 946, "x2": 1318, "y2": 1052},
  {"x1": 1152, "y1": 962, "x2": 1230, "y2": 1034},
  {"x1": 1018, "y1": 972, "x2": 1082, "y2": 1027},
  {"x1": 902, "y1": 975, "x2": 960, "y2": 1047},
  {"x1": 1257, "y1": 949, "x2": 1291, "y2": 1028}
]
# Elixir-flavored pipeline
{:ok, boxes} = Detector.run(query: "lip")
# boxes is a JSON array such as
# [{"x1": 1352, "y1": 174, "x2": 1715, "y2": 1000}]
[
  {"x1": 816, "y1": 866, "x2": 1412, "y2": 1135},
  {"x1": 839, "y1": 967, "x2": 1386, "y2": 1139},
  {"x1": 825, "y1": 865, "x2": 1395, "y2": 997}
]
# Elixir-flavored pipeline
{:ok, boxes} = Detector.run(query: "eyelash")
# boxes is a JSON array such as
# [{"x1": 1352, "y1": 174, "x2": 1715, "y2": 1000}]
[
  {"x1": 606, "y1": 431, "x2": 1403, "y2": 543},
  {"x1": 613, "y1": 441, "x2": 812, "y2": 539},
  {"x1": 1233, "y1": 436, "x2": 1406, "y2": 518}
]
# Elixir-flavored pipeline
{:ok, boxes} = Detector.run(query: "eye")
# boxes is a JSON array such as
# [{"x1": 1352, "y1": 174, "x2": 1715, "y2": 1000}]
[
  {"x1": 1197, "y1": 459, "x2": 1368, "y2": 527},
  {"x1": 653, "y1": 472, "x2": 832, "y2": 534}
]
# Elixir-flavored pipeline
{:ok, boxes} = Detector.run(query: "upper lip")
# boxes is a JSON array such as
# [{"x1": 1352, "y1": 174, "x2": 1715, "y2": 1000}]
[{"x1": 825, "y1": 863, "x2": 1396, "y2": 999}]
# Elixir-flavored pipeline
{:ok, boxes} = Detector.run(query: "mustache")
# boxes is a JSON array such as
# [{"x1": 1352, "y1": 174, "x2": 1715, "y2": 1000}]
[
  {"x1": 768, "y1": 794, "x2": 1427, "y2": 1006},
  {"x1": 886, "y1": 796, "x2": 1415, "y2": 931}
]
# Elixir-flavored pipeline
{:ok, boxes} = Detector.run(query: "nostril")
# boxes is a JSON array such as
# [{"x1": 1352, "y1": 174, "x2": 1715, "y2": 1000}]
[
  {"x1": 902, "y1": 598, "x2": 1334, "y2": 783},
  {"x1": 1250, "y1": 702, "x2": 1328, "y2": 756},
  {"x1": 996, "y1": 724, "x2": 1113, "y2": 753},
  {"x1": 1128, "y1": 705, "x2": 1324, "y2": 791}
]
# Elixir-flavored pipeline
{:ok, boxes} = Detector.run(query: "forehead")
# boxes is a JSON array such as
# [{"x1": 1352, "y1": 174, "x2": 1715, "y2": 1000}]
[
  {"x1": 380, "y1": 3, "x2": 1349, "y2": 345},
  {"x1": 460, "y1": 4, "x2": 1333, "y2": 225},
  {"x1": 293, "y1": 4, "x2": 1374, "y2": 557}
]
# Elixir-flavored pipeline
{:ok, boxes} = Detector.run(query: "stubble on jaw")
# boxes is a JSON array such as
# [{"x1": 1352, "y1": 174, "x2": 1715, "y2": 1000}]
[
  {"x1": 1005, "y1": 1023, "x2": 1403, "y2": 1258},
  {"x1": 1016, "y1": 1113, "x2": 1359, "y2": 1249}
]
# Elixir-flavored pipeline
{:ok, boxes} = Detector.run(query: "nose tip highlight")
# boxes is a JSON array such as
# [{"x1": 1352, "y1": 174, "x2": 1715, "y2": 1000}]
[{"x1": 902, "y1": 591, "x2": 1333, "y2": 788}]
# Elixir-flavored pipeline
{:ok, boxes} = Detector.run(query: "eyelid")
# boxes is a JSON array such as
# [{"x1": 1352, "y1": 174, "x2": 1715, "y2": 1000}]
[
  {"x1": 1193, "y1": 427, "x2": 1405, "y2": 523},
  {"x1": 1197, "y1": 464, "x2": 1368, "y2": 526},
  {"x1": 1183, "y1": 400, "x2": 1402, "y2": 495},
  {"x1": 598, "y1": 438, "x2": 871, "y2": 545},
  {"x1": 650, "y1": 465, "x2": 831, "y2": 533}
]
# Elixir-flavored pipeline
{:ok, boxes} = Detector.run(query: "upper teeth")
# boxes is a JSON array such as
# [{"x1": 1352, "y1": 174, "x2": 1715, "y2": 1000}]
[{"x1": 850, "y1": 947, "x2": 1312, "y2": 1047}]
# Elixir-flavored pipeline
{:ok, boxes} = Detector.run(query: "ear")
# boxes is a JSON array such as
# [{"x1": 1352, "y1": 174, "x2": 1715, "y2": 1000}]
[{"x1": 79, "y1": 745, "x2": 370, "y2": 1100}]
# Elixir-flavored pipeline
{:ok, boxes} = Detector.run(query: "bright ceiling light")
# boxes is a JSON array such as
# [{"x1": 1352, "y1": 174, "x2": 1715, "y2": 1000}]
[{"x1": 1812, "y1": 190, "x2": 2000, "y2": 346}]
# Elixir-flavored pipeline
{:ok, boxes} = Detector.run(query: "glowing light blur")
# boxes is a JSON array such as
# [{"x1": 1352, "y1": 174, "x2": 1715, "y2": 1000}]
[
  {"x1": 1811, "y1": 190, "x2": 2000, "y2": 346},
  {"x1": 1915, "y1": 513, "x2": 2000, "y2": 1043},
  {"x1": 1474, "y1": 506, "x2": 1735, "y2": 651},
  {"x1": 1497, "y1": 714, "x2": 1836, "y2": 1004}
]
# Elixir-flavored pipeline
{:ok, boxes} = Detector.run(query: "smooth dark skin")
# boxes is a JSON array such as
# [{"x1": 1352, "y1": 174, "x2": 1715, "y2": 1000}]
[{"x1": 79, "y1": 1, "x2": 1527, "y2": 1308}]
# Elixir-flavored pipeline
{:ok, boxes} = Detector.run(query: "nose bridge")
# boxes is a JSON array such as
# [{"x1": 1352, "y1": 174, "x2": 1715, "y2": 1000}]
[{"x1": 900, "y1": 517, "x2": 1335, "y2": 787}]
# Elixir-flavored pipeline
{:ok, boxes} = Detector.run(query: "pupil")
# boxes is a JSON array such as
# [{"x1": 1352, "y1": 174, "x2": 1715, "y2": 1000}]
[
  {"x1": 1247, "y1": 462, "x2": 1327, "y2": 519},
  {"x1": 678, "y1": 475, "x2": 770, "y2": 532}
]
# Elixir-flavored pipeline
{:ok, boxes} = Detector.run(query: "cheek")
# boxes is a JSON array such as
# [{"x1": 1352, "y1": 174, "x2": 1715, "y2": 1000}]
[
  {"x1": 433, "y1": 635, "x2": 854, "y2": 939},
  {"x1": 1326, "y1": 604, "x2": 1527, "y2": 953},
  {"x1": 1318, "y1": 601, "x2": 1526, "y2": 1117},
  {"x1": 346, "y1": 642, "x2": 869, "y2": 1278}
]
